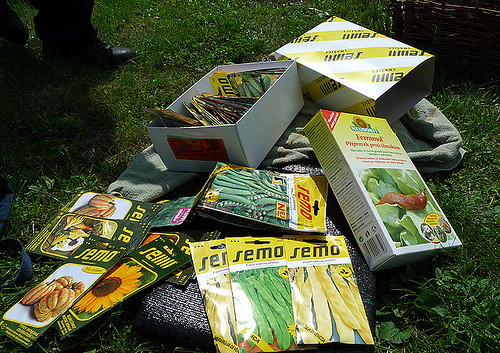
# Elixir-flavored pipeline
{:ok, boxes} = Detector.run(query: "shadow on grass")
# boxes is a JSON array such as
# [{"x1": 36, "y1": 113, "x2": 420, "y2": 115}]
[{"x1": 0, "y1": 42, "x2": 121, "y2": 188}]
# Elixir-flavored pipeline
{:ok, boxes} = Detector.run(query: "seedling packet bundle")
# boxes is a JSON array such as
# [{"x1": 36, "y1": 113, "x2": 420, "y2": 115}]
[
  {"x1": 283, "y1": 235, "x2": 374, "y2": 346},
  {"x1": 226, "y1": 236, "x2": 298, "y2": 352},
  {"x1": 190, "y1": 239, "x2": 238, "y2": 353},
  {"x1": 1, "y1": 236, "x2": 128, "y2": 347},
  {"x1": 55, "y1": 234, "x2": 191, "y2": 337},
  {"x1": 198, "y1": 163, "x2": 328, "y2": 232}
]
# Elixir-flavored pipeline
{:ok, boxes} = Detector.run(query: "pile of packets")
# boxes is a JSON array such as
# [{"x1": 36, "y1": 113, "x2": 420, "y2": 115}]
[
  {"x1": 191, "y1": 236, "x2": 374, "y2": 353},
  {"x1": 1, "y1": 163, "x2": 372, "y2": 351},
  {"x1": 150, "y1": 68, "x2": 285, "y2": 126}
]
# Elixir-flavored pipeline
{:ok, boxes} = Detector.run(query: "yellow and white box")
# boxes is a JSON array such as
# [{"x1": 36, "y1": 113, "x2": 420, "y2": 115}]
[
  {"x1": 274, "y1": 16, "x2": 434, "y2": 124},
  {"x1": 303, "y1": 110, "x2": 461, "y2": 271},
  {"x1": 148, "y1": 61, "x2": 303, "y2": 173}
]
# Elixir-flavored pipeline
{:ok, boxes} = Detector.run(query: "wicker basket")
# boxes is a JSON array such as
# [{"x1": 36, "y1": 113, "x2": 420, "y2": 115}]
[{"x1": 392, "y1": 0, "x2": 500, "y2": 68}]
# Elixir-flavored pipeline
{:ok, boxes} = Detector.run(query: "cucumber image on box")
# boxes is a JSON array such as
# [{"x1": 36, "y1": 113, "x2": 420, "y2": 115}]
[{"x1": 303, "y1": 109, "x2": 461, "y2": 270}]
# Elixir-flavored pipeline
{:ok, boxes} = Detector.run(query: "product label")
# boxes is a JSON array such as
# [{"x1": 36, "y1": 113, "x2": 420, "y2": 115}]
[
  {"x1": 289, "y1": 174, "x2": 328, "y2": 232},
  {"x1": 167, "y1": 137, "x2": 230, "y2": 161},
  {"x1": 210, "y1": 72, "x2": 238, "y2": 96},
  {"x1": 226, "y1": 237, "x2": 296, "y2": 352}
]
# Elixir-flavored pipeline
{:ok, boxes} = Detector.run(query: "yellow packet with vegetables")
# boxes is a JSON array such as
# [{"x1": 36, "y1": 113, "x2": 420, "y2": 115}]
[
  {"x1": 190, "y1": 239, "x2": 238, "y2": 353},
  {"x1": 284, "y1": 235, "x2": 374, "y2": 346}
]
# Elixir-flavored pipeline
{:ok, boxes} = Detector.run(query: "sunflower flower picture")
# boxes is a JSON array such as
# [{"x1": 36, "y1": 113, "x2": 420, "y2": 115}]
[{"x1": 72, "y1": 259, "x2": 153, "y2": 319}]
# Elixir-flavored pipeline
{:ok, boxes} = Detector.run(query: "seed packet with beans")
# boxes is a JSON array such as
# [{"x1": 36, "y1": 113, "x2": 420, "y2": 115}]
[
  {"x1": 226, "y1": 236, "x2": 299, "y2": 353},
  {"x1": 190, "y1": 239, "x2": 238, "y2": 353},
  {"x1": 284, "y1": 235, "x2": 374, "y2": 346},
  {"x1": 0, "y1": 236, "x2": 128, "y2": 348},
  {"x1": 197, "y1": 162, "x2": 328, "y2": 233}
]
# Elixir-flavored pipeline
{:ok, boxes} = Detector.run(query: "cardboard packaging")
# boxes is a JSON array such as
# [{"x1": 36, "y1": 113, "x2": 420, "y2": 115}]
[
  {"x1": 274, "y1": 16, "x2": 435, "y2": 124},
  {"x1": 148, "y1": 61, "x2": 304, "y2": 172},
  {"x1": 303, "y1": 110, "x2": 461, "y2": 271}
]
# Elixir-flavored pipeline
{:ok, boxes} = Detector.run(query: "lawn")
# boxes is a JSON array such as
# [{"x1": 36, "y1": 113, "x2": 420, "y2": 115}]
[{"x1": 1, "y1": 0, "x2": 499, "y2": 352}]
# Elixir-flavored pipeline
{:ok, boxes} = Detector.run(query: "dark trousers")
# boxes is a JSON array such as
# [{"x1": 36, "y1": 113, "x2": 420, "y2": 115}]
[{"x1": 27, "y1": 0, "x2": 96, "y2": 47}]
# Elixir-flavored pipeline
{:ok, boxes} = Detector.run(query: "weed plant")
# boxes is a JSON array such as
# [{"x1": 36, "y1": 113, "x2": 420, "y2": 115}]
[{"x1": 1, "y1": 0, "x2": 499, "y2": 352}]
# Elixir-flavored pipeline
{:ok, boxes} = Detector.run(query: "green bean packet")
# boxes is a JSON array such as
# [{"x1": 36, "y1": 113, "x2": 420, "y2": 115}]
[
  {"x1": 226, "y1": 236, "x2": 299, "y2": 353},
  {"x1": 0, "y1": 236, "x2": 129, "y2": 348},
  {"x1": 197, "y1": 162, "x2": 328, "y2": 233},
  {"x1": 55, "y1": 233, "x2": 191, "y2": 338},
  {"x1": 25, "y1": 212, "x2": 150, "y2": 260},
  {"x1": 284, "y1": 235, "x2": 374, "y2": 346},
  {"x1": 190, "y1": 239, "x2": 239, "y2": 353}
]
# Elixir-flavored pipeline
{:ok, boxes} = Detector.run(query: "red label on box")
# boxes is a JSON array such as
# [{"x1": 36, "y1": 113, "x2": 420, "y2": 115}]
[
  {"x1": 322, "y1": 110, "x2": 341, "y2": 131},
  {"x1": 167, "y1": 137, "x2": 230, "y2": 161}
]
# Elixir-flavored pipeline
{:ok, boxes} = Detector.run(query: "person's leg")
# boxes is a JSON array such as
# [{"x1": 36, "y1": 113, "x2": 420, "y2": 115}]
[
  {"x1": 29, "y1": 0, "x2": 136, "y2": 66},
  {"x1": 29, "y1": 0, "x2": 95, "y2": 49},
  {"x1": 0, "y1": 0, "x2": 29, "y2": 45}
]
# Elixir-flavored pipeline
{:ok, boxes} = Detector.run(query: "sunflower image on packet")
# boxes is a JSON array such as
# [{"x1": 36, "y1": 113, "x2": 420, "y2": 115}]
[{"x1": 55, "y1": 234, "x2": 190, "y2": 337}]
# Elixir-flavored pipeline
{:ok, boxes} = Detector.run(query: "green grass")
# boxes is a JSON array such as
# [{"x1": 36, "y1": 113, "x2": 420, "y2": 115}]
[{"x1": 1, "y1": 0, "x2": 499, "y2": 352}]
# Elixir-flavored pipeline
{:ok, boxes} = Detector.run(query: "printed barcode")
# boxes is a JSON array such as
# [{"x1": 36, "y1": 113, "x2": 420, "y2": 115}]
[
  {"x1": 362, "y1": 233, "x2": 386, "y2": 259},
  {"x1": 207, "y1": 140, "x2": 222, "y2": 150}
]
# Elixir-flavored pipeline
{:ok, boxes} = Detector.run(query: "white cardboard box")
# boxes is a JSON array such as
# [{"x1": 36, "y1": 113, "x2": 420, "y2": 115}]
[
  {"x1": 148, "y1": 61, "x2": 304, "y2": 172},
  {"x1": 274, "y1": 16, "x2": 435, "y2": 124},
  {"x1": 304, "y1": 110, "x2": 461, "y2": 271}
]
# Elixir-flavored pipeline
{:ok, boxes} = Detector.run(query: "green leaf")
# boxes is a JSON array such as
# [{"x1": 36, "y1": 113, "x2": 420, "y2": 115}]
[
  {"x1": 414, "y1": 289, "x2": 448, "y2": 317},
  {"x1": 379, "y1": 321, "x2": 412, "y2": 344}
]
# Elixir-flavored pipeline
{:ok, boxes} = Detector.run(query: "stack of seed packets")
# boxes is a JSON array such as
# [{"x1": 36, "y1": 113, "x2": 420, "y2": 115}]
[
  {"x1": 25, "y1": 192, "x2": 198, "y2": 260},
  {"x1": 55, "y1": 233, "x2": 192, "y2": 338},
  {"x1": 0, "y1": 236, "x2": 129, "y2": 347},
  {"x1": 190, "y1": 235, "x2": 375, "y2": 353}
]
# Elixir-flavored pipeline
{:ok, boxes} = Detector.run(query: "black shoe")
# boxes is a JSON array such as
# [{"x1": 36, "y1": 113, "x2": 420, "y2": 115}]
[
  {"x1": 43, "y1": 38, "x2": 137, "y2": 67},
  {"x1": 0, "y1": 1, "x2": 29, "y2": 45}
]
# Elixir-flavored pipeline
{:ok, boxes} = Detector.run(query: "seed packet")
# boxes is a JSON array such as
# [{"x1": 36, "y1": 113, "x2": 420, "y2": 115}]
[
  {"x1": 226, "y1": 236, "x2": 297, "y2": 352},
  {"x1": 190, "y1": 239, "x2": 238, "y2": 353},
  {"x1": 25, "y1": 213, "x2": 150, "y2": 260},
  {"x1": 147, "y1": 229, "x2": 221, "y2": 285},
  {"x1": 284, "y1": 235, "x2": 374, "y2": 346},
  {"x1": 0, "y1": 236, "x2": 128, "y2": 348},
  {"x1": 57, "y1": 191, "x2": 162, "y2": 222},
  {"x1": 148, "y1": 196, "x2": 198, "y2": 228},
  {"x1": 197, "y1": 163, "x2": 328, "y2": 233},
  {"x1": 55, "y1": 233, "x2": 191, "y2": 337}
]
